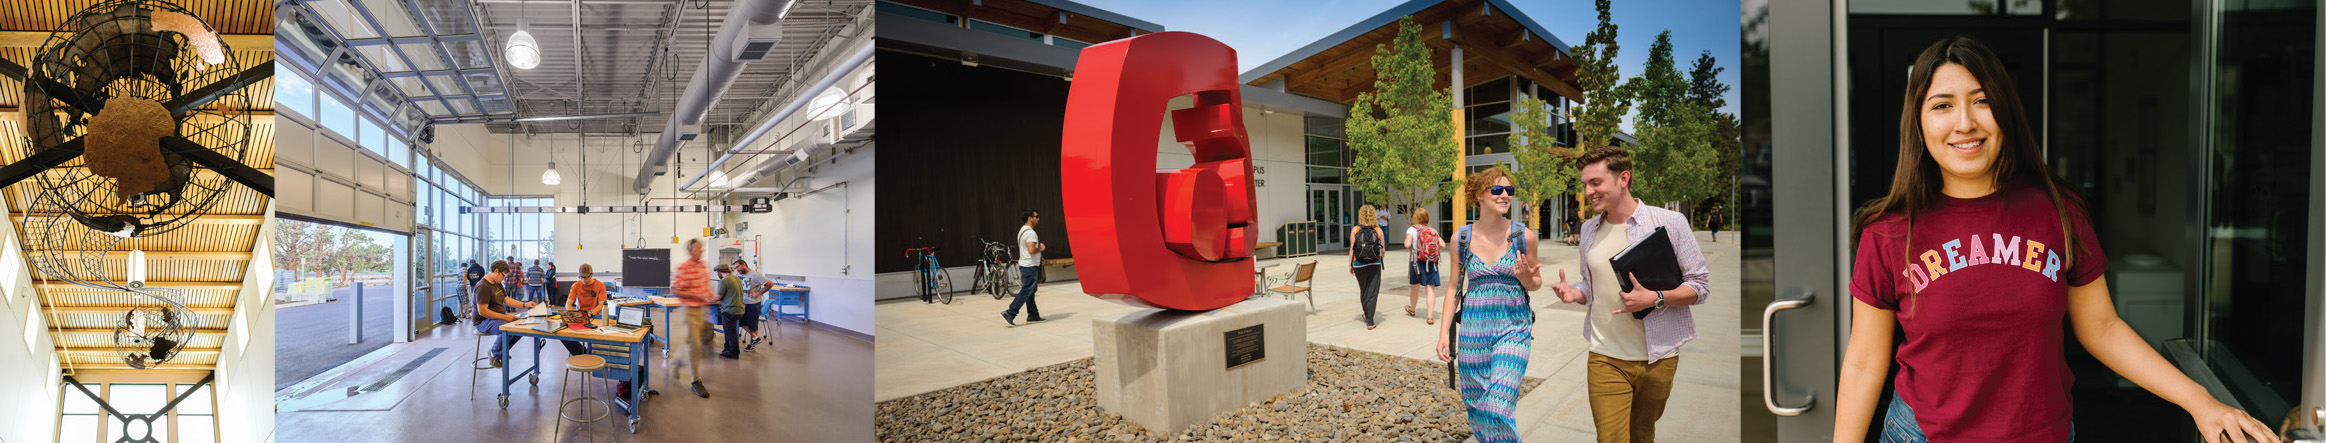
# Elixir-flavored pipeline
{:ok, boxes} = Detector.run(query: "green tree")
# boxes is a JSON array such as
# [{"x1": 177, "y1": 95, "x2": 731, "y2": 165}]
[
  {"x1": 1687, "y1": 50, "x2": 1730, "y2": 110},
  {"x1": 1345, "y1": 16, "x2": 1459, "y2": 214},
  {"x1": 1506, "y1": 95, "x2": 1580, "y2": 231},
  {"x1": 1624, "y1": 31, "x2": 1720, "y2": 205},
  {"x1": 1572, "y1": 0, "x2": 1631, "y2": 150},
  {"x1": 1688, "y1": 50, "x2": 1740, "y2": 211}
]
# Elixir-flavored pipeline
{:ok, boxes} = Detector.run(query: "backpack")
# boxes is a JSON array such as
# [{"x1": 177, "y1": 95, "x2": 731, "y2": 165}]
[
  {"x1": 1353, "y1": 227, "x2": 1384, "y2": 263},
  {"x1": 1413, "y1": 226, "x2": 1443, "y2": 260}
]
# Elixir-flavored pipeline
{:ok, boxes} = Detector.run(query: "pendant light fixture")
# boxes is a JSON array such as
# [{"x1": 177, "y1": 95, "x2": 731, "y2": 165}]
[
  {"x1": 506, "y1": 0, "x2": 541, "y2": 69},
  {"x1": 128, "y1": 241, "x2": 147, "y2": 288},
  {"x1": 543, "y1": 161, "x2": 562, "y2": 185}
]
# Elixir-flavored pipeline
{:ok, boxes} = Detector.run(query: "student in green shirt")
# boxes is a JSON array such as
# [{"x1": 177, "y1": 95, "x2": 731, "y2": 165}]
[{"x1": 716, "y1": 265, "x2": 746, "y2": 359}]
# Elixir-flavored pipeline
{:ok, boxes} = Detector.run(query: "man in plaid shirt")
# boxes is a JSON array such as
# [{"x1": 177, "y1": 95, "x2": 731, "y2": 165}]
[{"x1": 669, "y1": 238, "x2": 720, "y2": 398}]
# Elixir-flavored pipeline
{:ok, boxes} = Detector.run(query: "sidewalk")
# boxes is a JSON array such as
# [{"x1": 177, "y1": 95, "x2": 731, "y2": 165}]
[{"x1": 874, "y1": 231, "x2": 1743, "y2": 442}]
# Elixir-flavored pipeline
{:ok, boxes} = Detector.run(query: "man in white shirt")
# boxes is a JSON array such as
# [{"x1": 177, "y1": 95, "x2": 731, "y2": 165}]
[{"x1": 1002, "y1": 209, "x2": 1047, "y2": 326}]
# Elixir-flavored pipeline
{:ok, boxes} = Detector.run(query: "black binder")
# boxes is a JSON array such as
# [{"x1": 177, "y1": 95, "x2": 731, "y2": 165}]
[{"x1": 1610, "y1": 226, "x2": 1685, "y2": 319}]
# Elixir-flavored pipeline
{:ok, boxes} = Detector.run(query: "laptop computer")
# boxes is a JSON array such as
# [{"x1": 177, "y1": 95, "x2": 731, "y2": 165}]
[{"x1": 604, "y1": 305, "x2": 648, "y2": 333}]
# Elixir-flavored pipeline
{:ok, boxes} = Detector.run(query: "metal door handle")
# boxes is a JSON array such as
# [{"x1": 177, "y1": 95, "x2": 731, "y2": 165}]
[{"x1": 1763, "y1": 291, "x2": 1816, "y2": 416}]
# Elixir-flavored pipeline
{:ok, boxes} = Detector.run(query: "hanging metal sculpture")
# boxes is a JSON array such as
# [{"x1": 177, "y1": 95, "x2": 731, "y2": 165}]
[{"x1": 3, "y1": 0, "x2": 273, "y2": 370}]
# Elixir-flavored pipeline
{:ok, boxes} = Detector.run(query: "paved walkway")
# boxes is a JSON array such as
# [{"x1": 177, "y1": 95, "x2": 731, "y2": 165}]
[
  {"x1": 875, "y1": 231, "x2": 1742, "y2": 442},
  {"x1": 275, "y1": 285, "x2": 397, "y2": 391}
]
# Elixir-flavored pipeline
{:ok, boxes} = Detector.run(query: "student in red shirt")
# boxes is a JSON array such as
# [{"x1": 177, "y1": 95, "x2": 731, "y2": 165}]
[{"x1": 1833, "y1": 36, "x2": 2276, "y2": 443}]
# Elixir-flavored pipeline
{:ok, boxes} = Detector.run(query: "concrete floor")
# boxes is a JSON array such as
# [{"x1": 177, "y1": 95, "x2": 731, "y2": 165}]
[
  {"x1": 277, "y1": 315, "x2": 874, "y2": 442},
  {"x1": 875, "y1": 231, "x2": 1743, "y2": 442}
]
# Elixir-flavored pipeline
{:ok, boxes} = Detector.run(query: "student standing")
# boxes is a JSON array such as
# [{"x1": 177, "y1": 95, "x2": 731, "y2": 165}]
[{"x1": 1832, "y1": 36, "x2": 2275, "y2": 443}]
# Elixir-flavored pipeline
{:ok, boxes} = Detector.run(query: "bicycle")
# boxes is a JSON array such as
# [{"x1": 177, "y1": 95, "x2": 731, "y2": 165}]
[
  {"x1": 973, "y1": 238, "x2": 1018, "y2": 299},
  {"x1": 906, "y1": 246, "x2": 953, "y2": 304}
]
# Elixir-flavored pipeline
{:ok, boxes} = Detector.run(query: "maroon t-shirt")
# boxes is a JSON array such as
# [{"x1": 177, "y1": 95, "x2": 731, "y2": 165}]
[{"x1": 1850, "y1": 183, "x2": 2107, "y2": 442}]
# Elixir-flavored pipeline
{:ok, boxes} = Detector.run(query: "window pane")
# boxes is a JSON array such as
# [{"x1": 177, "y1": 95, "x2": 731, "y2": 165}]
[
  {"x1": 64, "y1": 387, "x2": 99, "y2": 413},
  {"x1": 178, "y1": 416, "x2": 217, "y2": 443},
  {"x1": 389, "y1": 138, "x2": 409, "y2": 168},
  {"x1": 176, "y1": 385, "x2": 213, "y2": 414},
  {"x1": 274, "y1": 71, "x2": 315, "y2": 117},
  {"x1": 1303, "y1": 116, "x2": 1346, "y2": 139},
  {"x1": 320, "y1": 98, "x2": 359, "y2": 141},
  {"x1": 1468, "y1": 102, "x2": 1512, "y2": 136},
  {"x1": 60, "y1": 415, "x2": 98, "y2": 443},
  {"x1": 111, "y1": 384, "x2": 167, "y2": 413},
  {"x1": 360, "y1": 118, "x2": 388, "y2": 157},
  {"x1": 1305, "y1": 136, "x2": 1344, "y2": 167}
]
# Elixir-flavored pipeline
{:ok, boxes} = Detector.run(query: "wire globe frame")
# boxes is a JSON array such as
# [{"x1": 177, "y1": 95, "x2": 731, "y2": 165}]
[
  {"x1": 17, "y1": 0, "x2": 249, "y2": 370},
  {"x1": 22, "y1": 0, "x2": 251, "y2": 239}
]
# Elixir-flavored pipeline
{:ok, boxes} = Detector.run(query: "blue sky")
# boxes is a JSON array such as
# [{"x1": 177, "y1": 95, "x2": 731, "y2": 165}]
[{"x1": 1072, "y1": 0, "x2": 1741, "y2": 131}]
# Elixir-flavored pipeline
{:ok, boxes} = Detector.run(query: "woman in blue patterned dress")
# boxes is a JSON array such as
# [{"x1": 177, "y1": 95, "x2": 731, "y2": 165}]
[{"x1": 1436, "y1": 167, "x2": 1544, "y2": 442}]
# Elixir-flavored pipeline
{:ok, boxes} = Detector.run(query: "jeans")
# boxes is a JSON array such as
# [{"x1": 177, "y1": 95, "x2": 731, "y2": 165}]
[
  {"x1": 719, "y1": 312, "x2": 744, "y2": 357},
  {"x1": 1354, "y1": 263, "x2": 1382, "y2": 326},
  {"x1": 475, "y1": 318, "x2": 518, "y2": 361},
  {"x1": 1004, "y1": 266, "x2": 1041, "y2": 320},
  {"x1": 527, "y1": 285, "x2": 545, "y2": 303},
  {"x1": 1880, "y1": 392, "x2": 2073, "y2": 443}
]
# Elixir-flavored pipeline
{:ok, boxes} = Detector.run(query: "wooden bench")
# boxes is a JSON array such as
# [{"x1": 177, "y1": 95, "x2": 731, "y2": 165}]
[
  {"x1": 1040, "y1": 258, "x2": 1076, "y2": 282},
  {"x1": 1254, "y1": 242, "x2": 1284, "y2": 259}
]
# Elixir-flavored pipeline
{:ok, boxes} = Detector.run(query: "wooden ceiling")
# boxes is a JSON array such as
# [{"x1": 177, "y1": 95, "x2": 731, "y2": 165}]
[
  {"x1": 1243, "y1": 0, "x2": 1583, "y2": 104},
  {"x1": 0, "y1": 0, "x2": 272, "y2": 372},
  {"x1": 891, "y1": 0, "x2": 1151, "y2": 46}
]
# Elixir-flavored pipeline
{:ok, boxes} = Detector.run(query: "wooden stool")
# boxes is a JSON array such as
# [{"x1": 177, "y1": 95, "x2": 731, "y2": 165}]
[{"x1": 557, "y1": 354, "x2": 613, "y2": 443}]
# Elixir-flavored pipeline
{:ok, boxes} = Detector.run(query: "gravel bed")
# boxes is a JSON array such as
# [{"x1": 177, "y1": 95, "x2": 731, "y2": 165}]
[{"x1": 876, "y1": 344, "x2": 1544, "y2": 442}]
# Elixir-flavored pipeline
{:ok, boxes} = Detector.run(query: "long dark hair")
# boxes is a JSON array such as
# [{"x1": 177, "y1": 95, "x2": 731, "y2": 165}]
[{"x1": 1850, "y1": 36, "x2": 2081, "y2": 270}]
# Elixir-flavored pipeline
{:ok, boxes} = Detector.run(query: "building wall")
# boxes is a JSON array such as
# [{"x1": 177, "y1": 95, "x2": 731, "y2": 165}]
[
  {"x1": 214, "y1": 206, "x2": 279, "y2": 443},
  {"x1": 0, "y1": 186, "x2": 59, "y2": 443}
]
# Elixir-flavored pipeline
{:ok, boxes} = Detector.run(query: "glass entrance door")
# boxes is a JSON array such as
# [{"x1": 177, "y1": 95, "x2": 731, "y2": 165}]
[
  {"x1": 1312, "y1": 186, "x2": 1347, "y2": 251},
  {"x1": 2195, "y1": 0, "x2": 2319, "y2": 427}
]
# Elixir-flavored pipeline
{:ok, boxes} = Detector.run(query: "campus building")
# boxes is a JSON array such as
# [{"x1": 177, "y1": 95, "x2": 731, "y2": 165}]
[{"x1": 876, "y1": 0, "x2": 1605, "y2": 297}]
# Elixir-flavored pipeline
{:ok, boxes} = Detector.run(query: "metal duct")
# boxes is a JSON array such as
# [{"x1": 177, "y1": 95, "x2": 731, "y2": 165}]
[
  {"x1": 678, "y1": 42, "x2": 874, "y2": 193},
  {"x1": 632, "y1": 0, "x2": 793, "y2": 193}
]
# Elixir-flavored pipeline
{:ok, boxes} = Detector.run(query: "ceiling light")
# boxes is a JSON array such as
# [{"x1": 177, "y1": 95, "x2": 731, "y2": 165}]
[
  {"x1": 542, "y1": 161, "x2": 562, "y2": 185},
  {"x1": 506, "y1": 29, "x2": 540, "y2": 69},
  {"x1": 808, "y1": 86, "x2": 849, "y2": 121}
]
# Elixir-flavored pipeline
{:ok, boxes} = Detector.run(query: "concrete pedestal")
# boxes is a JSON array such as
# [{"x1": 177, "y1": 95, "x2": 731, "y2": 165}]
[{"x1": 1093, "y1": 297, "x2": 1306, "y2": 434}]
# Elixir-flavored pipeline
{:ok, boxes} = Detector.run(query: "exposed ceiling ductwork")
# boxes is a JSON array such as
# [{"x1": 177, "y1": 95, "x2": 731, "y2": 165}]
[{"x1": 632, "y1": 0, "x2": 793, "y2": 193}]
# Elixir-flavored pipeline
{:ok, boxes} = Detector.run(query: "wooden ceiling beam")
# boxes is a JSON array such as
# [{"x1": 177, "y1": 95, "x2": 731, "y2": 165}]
[
  {"x1": 1446, "y1": 27, "x2": 1585, "y2": 102},
  {"x1": 42, "y1": 306, "x2": 236, "y2": 315},
  {"x1": 57, "y1": 347, "x2": 223, "y2": 354},
  {"x1": 52, "y1": 327, "x2": 230, "y2": 334},
  {"x1": 37, "y1": 281, "x2": 241, "y2": 290},
  {"x1": 9, "y1": 214, "x2": 265, "y2": 224}
]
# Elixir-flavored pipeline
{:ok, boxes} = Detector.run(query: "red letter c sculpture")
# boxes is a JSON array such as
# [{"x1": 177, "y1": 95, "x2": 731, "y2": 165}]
[{"x1": 1061, "y1": 32, "x2": 1255, "y2": 311}]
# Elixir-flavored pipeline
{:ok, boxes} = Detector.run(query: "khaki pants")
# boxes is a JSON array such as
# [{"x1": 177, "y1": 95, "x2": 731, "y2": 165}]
[
  {"x1": 671, "y1": 305, "x2": 715, "y2": 385},
  {"x1": 1587, "y1": 352, "x2": 1679, "y2": 443}
]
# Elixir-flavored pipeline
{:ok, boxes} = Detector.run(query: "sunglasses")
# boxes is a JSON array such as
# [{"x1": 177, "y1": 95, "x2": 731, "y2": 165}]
[{"x1": 1488, "y1": 185, "x2": 1517, "y2": 196}]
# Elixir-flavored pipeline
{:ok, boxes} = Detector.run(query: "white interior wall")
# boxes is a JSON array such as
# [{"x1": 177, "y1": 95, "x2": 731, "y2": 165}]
[
  {"x1": 0, "y1": 185, "x2": 60, "y2": 443},
  {"x1": 213, "y1": 204, "x2": 278, "y2": 443}
]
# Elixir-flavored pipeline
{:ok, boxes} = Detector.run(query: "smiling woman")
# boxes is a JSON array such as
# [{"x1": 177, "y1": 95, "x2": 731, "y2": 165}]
[{"x1": 1834, "y1": 36, "x2": 2280, "y2": 443}]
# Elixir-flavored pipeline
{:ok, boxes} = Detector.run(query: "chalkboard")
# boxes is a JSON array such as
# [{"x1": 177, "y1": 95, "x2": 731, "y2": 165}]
[{"x1": 622, "y1": 249, "x2": 671, "y2": 288}]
